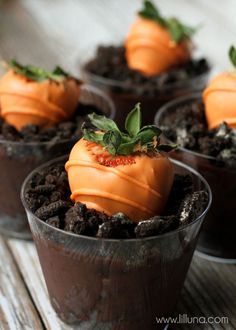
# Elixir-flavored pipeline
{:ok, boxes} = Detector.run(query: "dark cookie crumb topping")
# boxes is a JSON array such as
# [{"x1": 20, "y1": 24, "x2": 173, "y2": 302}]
[
  {"x1": 84, "y1": 45, "x2": 209, "y2": 96},
  {"x1": 24, "y1": 164, "x2": 209, "y2": 239},
  {"x1": 0, "y1": 103, "x2": 103, "y2": 143},
  {"x1": 160, "y1": 100, "x2": 236, "y2": 167}
]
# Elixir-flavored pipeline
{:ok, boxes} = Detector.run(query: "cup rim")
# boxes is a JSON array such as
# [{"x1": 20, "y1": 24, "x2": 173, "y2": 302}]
[
  {"x1": 21, "y1": 155, "x2": 212, "y2": 243},
  {"x1": 0, "y1": 84, "x2": 116, "y2": 147},
  {"x1": 80, "y1": 44, "x2": 211, "y2": 91},
  {"x1": 154, "y1": 92, "x2": 219, "y2": 162},
  {"x1": 82, "y1": 67, "x2": 211, "y2": 91}
]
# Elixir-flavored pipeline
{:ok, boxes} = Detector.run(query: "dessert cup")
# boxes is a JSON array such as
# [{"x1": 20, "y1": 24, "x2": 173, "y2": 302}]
[
  {"x1": 155, "y1": 93, "x2": 236, "y2": 263},
  {"x1": 81, "y1": 47, "x2": 210, "y2": 128},
  {"x1": 21, "y1": 156, "x2": 211, "y2": 330},
  {"x1": 0, "y1": 85, "x2": 115, "y2": 239}
]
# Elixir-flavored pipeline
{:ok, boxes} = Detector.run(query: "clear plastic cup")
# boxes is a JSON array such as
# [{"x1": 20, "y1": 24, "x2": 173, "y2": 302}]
[
  {"x1": 80, "y1": 46, "x2": 210, "y2": 128},
  {"x1": 21, "y1": 156, "x2": 211, "y2": 329},
  {"x1": 0, "y1": 85, "x2": 115, "y2": 239},
  {"x1": 155, "y1": 93, "x2": 236, "y2": 263}
]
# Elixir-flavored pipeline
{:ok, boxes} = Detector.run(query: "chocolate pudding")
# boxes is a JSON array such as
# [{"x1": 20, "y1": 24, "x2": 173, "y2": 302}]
[
  {"x1": 82, "y1": 45, "x2": 210, "y2": 128},
  {"x1": 0, "y1": 85, "x2": 115, "y2": 239},
  {"x1": 155, "y1": 93, "x2": 236, "y2": 261},
  {"x1": 21, "y1": 156, "x2": 211, "y2": 329}
]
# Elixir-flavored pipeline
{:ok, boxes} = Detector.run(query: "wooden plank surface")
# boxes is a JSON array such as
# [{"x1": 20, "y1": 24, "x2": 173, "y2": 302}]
[
  {"x1": 0, "y1": 1, "x2": 236, "y2": 329},
  {"x1": 0, "y1": 237, "x2": 43, "y2": 330},
  {"x1": 8, "y1": 240, "x2": 72, "y2": 330},
  {"x1": 176, "y1": 256, "x2": 236, "y2": 330}
]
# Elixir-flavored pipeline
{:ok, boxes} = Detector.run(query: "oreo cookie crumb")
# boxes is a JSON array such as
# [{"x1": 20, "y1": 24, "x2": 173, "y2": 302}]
[
  {"x1": 85, "y1": 45, "x2": 209, "y2": 96},
  {"x1": 163, "y1": 174, "x2": 193, "y2": 216},
  {"x1": 64, "y1": 203, "x2": 88, "y2": 232},
  {"x1": 35, "y1": 200, "x2": 69, "y2": 220},
  {"x1": 161, "y1": 101, "x2": 236, "y2": 167},
  {"x1": 46, "y1": 216, "x2": 60, "y2": 228},
  {"x1": 2, "y1": 122, "x2": 20, "y2": 141},
  {"x1": 0, "y1": 103, "x2": 103, "y2": 143},
  {"x1": 24, "y1": 190, "x2": 47, "y2": 212},
  {"x1": 97, "y1": 214, "x2": 135, "y2": 239},
  {"x1": 24, "y1": 164, "x2": 209, "y2": 239},
  {"x1": 21, "y1": 125, "x2": 39, "y2": 142},
  {"x1": 178, "y1": 191, "x2": 209, "y2": 225},
  {"x1": 35, "y1": 184, "x2": 56, "y2": 194},
  {"x1": 135, "y1": 215, "x2": 178, "y2": 238},
  {"x1": 135, "y1": 218, "x2": 161, "y2": 238}
]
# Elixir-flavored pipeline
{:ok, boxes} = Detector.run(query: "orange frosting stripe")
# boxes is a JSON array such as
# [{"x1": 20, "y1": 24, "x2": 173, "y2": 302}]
[
  {"x1": 1, "y1": 106, "x2": 63, "y2": 128},
  {"x1": 0, "y1": 70, "x2": 80, "y2": 130},
  {"x1": 65, "y1": 138, "x2": 174, "y2": 222},
  {"x1": 125, "y1": 17, "x2": 191, "y2": 76},
  {"x1": 71, "y1": 189, "x2": 155, "y2": 216},
  {"x1": 66, "y1": 159, "x2": 162, "y2": 199},
  {"x1": 203, "y1": 72, "x2": 236, "y2": 129},
  {"x1": 0, "y1": 91, "x2": 69, "y2": 118}
]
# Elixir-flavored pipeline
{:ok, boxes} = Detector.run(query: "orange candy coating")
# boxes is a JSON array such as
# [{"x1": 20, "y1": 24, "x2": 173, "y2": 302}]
[
  {"x1": 125, "y1": 17, "x2": 191, "y2": 76},
  {"x1": 65, "y1": 138, "x2": 174, "y2": 222},
  {"x1": 0, "y1": 70, "x2": 80, "y2": 131},
  {"x1": 203, "y1": 72, "x2": 236, "y2": 129}
]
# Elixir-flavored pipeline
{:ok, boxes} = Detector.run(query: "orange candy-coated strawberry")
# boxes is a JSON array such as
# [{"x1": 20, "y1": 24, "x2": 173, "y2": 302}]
[
  {"x1": 65, "y1": 138, "x2": 174, "y2": 222},
  {"x1": 65, "y1": 103, "x2": 176, "y2": 222},
  {"x1": 203, "y1": 72, "x2": 236, "y2": 129},
  {"x1": 125, "y1": 17, "x2": 191, "y2": 76},
  {"x1": 203, "y1": 46, "x2": 236, "y2": 129},
  {"x1": 0, "y1": 65, "x2": 80, "y2": 131}
]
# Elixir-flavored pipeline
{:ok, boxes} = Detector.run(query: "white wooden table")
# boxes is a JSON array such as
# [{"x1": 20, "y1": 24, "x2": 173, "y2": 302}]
[{"x1": 0, "y1": 1, "x2": 236, "y2": 329}]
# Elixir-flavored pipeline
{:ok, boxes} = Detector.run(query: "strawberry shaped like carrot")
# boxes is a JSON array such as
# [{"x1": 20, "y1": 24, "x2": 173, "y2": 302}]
[
  {"x1": 0, "y1": 60, "x2": 81, "y2": 131},
  {"x1": 125, "y1": 1, "x2": 196, "y2": 76},
  {"x1": 65, "y1": 103, "x2": 176, "y2": 222},
  {"x1": 203, "y1": 46, "x2": 236, "y2": 129}
]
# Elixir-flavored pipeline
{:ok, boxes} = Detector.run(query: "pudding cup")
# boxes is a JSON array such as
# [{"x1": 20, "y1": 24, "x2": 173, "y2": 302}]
[
  {"x1": 21, "y1": 156, "x2": 211, "y2": 330},
  {"x1": 0, "y1": 85, "x2": 115, "y2": 239},
  {"x1": 81, "y1": 47, "x2": 210, "y2": 128},
  {"x1": 155, "y1": 93, "x2": 236, "y2": 263}
]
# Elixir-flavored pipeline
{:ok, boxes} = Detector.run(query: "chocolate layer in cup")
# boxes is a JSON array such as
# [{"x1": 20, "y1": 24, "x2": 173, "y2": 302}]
[{"x1": 21, "y1": 156, "x2": 211, "y2": 328}]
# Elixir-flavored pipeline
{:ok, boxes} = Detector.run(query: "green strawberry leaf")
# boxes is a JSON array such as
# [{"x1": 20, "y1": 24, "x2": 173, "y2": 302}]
[
  {"x1": 157, "y1": 144, "x2": 177, "y2": 152},
  {"x1": 166, "y1": 18, "x2": 197, "y2": 43},
  {"x1": 229, "y1": 45, "x2": 236, "y2": 68},
  {"x1": 137, "y1": 125, "x2": 162, "y2": 145},
  {"x1": 138, "y1": 0, "x2": 166, "y2": 26},
  {"x1": 103, "y1": 129, "x2": 122, "y2": 155},
  {"x1": 83, "y1": 103, "x2": 177, "y2": 156},
  {"x1": 117, "y1": 138, "x2": 139, "y2": 156},
  {"x1": 53, "y1": 66, "x2": 69, "y2": 77},
  {"x1": 83, "y1": 128, "x2": 104, "y2": 145},
  {"x1": 138, "y1": 0, "x2": 197, "y2": 43},
  {"x1": 7, "y1": 59, "x2": 77, "y2": 82},
  {"x1": 125, "y1": 103, "x2": 142, "y2": 137},
  {"x1": 121, "y1": 133, "x2": 132, "y2": 143},
  {"x1": 88, "y1": 112, "x2": 119, "y2": 131}
]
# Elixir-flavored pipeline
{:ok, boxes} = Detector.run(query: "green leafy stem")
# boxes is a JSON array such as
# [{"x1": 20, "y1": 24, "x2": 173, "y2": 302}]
[
  {"x1": 7, "y1": 59, "x2": 79, "y2": 82},
  {"x1": 82, "y1": 103, "x2": 177, "y2": 156},
  {"x1": 138, "y1": 0, "x2": 198, "y2": 43},
  {"x1": 229, "y1": 45, "x2": 236, "y2": 69}
]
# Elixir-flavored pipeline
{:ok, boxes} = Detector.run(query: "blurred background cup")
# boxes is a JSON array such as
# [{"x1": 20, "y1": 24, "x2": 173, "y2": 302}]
[
  {"x1": 80, "y1": 45, "x2": 210, "y2": 129},
  {"x1": 0, "y1": 85, "x2": 115, "y2": 239},
  {"x1": 155, "y1": 93, "x2": 236, "y2": 263},
  {"x1": 21, "y1": 156, "x2": 211, "y2": 330}
]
